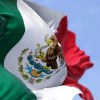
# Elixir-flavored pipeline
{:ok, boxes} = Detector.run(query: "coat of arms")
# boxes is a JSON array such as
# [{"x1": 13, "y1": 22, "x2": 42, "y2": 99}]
[{"x1": 17, "y1": 34, "x2": 65, "y2": 84}]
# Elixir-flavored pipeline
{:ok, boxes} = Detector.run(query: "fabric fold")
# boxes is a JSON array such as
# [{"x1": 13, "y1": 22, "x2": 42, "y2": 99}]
[{"x1": 55, "y1": 16, "x2": 94, "y2": 100}]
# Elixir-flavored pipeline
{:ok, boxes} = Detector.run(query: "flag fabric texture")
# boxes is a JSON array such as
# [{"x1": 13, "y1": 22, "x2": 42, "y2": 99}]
[{"x1": 0, "y1": 0, "x2": 93, "y2": 100}]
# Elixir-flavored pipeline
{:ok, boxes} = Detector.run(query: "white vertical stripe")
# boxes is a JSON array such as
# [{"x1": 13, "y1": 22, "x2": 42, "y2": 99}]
[{"x1": 4, "y1": 0, "x2": 67, "y2": 91}]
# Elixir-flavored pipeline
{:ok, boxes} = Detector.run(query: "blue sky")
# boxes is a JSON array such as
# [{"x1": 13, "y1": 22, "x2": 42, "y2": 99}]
[{"x1": 32, "y1": 0, "x2": 100, "y2": 99}]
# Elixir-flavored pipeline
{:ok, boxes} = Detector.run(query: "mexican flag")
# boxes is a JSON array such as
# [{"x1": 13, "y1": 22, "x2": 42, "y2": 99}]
[{"x1": 0, "y1": 0, "x2": 93, "y2": 100}]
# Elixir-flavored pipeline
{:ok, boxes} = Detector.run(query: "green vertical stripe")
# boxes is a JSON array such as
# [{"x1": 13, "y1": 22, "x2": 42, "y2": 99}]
[
  {"x1": 0, "y1": 1, "x2": 37, "y2": 99},
  {"x1": 0, "y1": 0, "x2": 25, "y2": 65}
]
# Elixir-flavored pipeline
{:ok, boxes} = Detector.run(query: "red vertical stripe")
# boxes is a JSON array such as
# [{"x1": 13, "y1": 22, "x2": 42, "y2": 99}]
[{"x1": 55, "y1": 16, "x2": 94, "y2": 100}]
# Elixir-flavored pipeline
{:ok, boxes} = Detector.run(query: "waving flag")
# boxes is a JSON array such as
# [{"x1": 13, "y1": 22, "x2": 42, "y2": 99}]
[{"x1": 0, "y1": 0, "x2": 93, "y2": 100}]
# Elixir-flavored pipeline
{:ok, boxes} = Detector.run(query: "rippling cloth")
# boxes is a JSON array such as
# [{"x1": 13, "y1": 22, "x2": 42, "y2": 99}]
[
  {"x1": 0, "y1": 0, "x2": 93, "y2": 100},
  {"x1": 55, "y1": 16, "x2": 94, "y2": 100}
]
